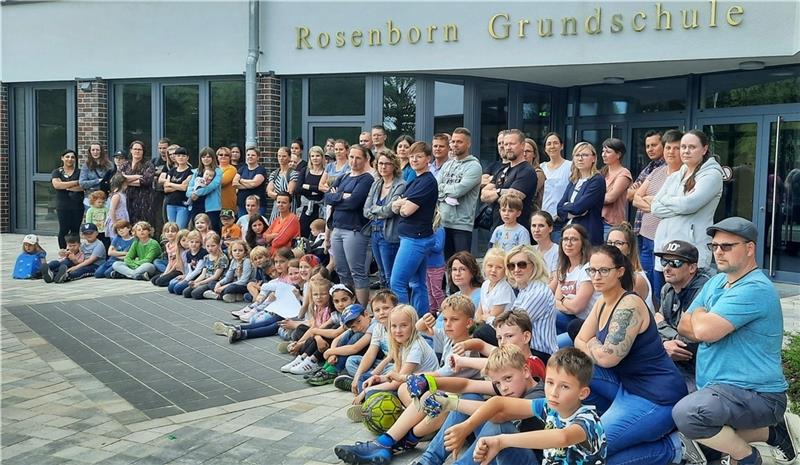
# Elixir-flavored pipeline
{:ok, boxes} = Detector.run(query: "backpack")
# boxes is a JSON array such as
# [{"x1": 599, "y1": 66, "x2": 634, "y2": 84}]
[{"x1": 12, "y1": 253, "x2": 40, "y2": 279}]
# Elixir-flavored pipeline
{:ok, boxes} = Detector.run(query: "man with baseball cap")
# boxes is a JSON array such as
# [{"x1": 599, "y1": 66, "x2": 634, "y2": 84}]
[
  {"x1": 673, "y1": 217, "x2": 794, "y2": 465},
  {"x1": 654, "y1": 240, "x2": 711, "y2": 389}
]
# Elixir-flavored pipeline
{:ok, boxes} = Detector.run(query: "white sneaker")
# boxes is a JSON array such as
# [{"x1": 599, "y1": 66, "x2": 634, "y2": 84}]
[
  {"x1": 289, "y1": 357, "x2": 319, "y2": 375},
  {"x1": 239, "y1": 310, "x2": 256, "y2": 322},
  {"x1": 281, "y1": 355, "x2": 304, "y2": 373},
  {"x1": 222, "y1": 293, "x2": 242, "y2": 303},
  {"x1": 203, "y1": 290, "x2": 218, "y2": 300}
]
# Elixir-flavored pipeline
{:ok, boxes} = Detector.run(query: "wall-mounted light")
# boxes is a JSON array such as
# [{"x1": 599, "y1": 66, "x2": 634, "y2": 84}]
[
  {"x1": 603, "y1": 77, "x2": 625, "y2": 84},
  {"x1": 79, "y1": 81, "x2": 92, "y2": 92},
  {"x1": 738, "y1": 60, "x2": 765, "y2": 70}
]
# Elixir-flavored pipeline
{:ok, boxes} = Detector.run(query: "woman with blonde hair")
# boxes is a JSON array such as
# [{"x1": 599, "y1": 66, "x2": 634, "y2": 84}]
[
  {"x1": 298, "y1": 145, "x2": 329, "y2": 236},
  {"x1": 556, "y1": 142, "x2": 606, "y2": 245}
]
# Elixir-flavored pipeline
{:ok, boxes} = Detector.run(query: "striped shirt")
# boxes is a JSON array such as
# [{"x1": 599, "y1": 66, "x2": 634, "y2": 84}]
[
  {"x1": 639, "y1": 165, "x2": 670, "y2": 240},
  {"x1": 512, "y1": 280, "x2": 558, "y2": 355}
]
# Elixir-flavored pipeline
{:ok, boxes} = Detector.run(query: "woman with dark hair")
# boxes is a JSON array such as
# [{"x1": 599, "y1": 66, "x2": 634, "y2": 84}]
[
  {"x1": 601, "y1": 138, "x2": 633, "y2": 238},
  {"x1": 297, "y1": 145, "x2": 329, "y2": 237},
  {"x1": 394, "y1": 134, "x2": 416, "y2": 182},
  {"x1": 52, "y1": 149, "x2": 84, "y2": 248},
  {"x1": 267, "y1": 146, "x2": 298, "y2": 223},
  {"x1": 229, "y1": 144, "x2": 242, "y2": 166},
  {"x1": 187, "y1": 147, "x2": 223, "y2": 232},
  {"x1": 233, "y1": 147, "x2": 267, "y2": 217},
  {"x1": 151, "y1": 139, "x2": 172, "y2": 235},
  {"x1": 325, "y1": 143, "x2": 375, "y2": 306},
  {"x1": 447, "y1": 251, "x2": 483, "y2": 308},
  {"x1": 540, "y1": 132, "x2": 572, "y2": 221},
  {"x1": 531, "y1": 210, "x2": 559, "y2": 284},
  {"x1": 556, "y1": 142, "x2": 606, "y2": 245},
  {"x1": 607, "y1": 222, "x2": 653, "y2": 313},
  {"x1": 120, "y1": 140, "x2": 155, "y2": 225},
  {"x1": 575, "y1": 245, "x2": 687, "y2": 465},
  {"x1": 390, "y1": 141, "x2": 437, "y2": 317},
  {"x1": 364, "y1": 149, "x2": 406, "y2": 288},
  {"x1": 554, "y1": 224, "x2": 599, "y2": 347},
  {"x1": 651, "y1": 129, "x2": 723, "y2": 269},
  {"x1": 161, "y1": 147, "x2": 193, "y2": 229},
  {"x1": 290, "y1": 138, "x2": 307, "y2": 174},
  {"x1": 79, "y1": 142, "x2": 114, "y2": 207}
]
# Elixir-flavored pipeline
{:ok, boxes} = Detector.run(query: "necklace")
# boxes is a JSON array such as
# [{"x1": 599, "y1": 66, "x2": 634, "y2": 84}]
[{"x1": 726, "y1": 266, "x2": 758, "y2": 288}]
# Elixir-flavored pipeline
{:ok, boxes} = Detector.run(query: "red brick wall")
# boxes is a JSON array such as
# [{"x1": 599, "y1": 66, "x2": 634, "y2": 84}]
[
  {"x1": 257, "y1": 74, "x2": 281, "y2": 172},
  {"x1": 76, "y1": 80, "x2": 108, "y2": 162},
  {"x1": 0, "y1": 84, "x2": 9, "y2": 232}
]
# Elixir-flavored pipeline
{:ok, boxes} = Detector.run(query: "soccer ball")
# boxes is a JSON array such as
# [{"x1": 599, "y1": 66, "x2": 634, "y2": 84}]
[{"x1": 362, "y1": 391, "x2": 404, "y2": 435}]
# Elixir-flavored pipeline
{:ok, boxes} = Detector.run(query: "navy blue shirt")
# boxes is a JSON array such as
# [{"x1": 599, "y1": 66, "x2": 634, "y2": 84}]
[
  {"x1": 325, "y1": 172, "x2": 374, "y2": 231},
  {"x1": 236, "y1": 164, "x2": 268, "y2": 210},
  {"x1": 398, "y1": 171, "x2": 438, "y2": 238}
]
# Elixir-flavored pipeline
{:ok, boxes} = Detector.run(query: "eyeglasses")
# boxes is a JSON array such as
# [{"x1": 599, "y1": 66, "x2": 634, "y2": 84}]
[
  {"x1": 506, "y1": 261, "x2": 530, "y2": 271},
  {"x1": 562, "y1": 237, "x2": 581, "y2": 243},
  {"x1": 574, "y1": 152, "x2": 593, "y2": 158},
  {"x1": 377, "y1": 161, "x2": 392, "y2": 166},
  {"x1": 606, "y1": 240, "x2": 628, "y2": 247},
  {"x1": 660, "y1": 258, "x2": 687, "y2": 269},
  {"x1": 707, "y1": 242, "x2": 747, "y2": 252},
  {"x1": 586, "y1": 266, "x2": 620, "y2": 277}
]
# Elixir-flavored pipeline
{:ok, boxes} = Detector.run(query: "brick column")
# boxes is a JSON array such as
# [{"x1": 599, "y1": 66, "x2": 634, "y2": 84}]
[
  {"x1": 0, "y1": 83, "x2": 9, "y2": 233},
  {"x1": 76, "y1": 79, "x2": 108, "y2": 162},
  {"x1": 256, "y1": 74, "x2": 281, "y2": 172}
]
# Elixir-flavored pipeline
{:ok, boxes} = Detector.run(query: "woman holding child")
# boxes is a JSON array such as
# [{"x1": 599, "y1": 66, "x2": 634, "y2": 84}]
[
  {"x1": 187, "y1": 147, "x2": 223, "y2": 232},
  {"x1": 575, "y1": 245, "x2": 687, "y2": 465},
  {"x1": 161, "y1": 147, "x2": 193, "y2": 229}
]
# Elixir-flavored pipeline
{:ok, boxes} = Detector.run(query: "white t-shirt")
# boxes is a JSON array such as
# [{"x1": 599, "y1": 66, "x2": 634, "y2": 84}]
[
  {"x1": 370, "y1": 323, "x2": 390, "y2": 357},
  {"x1": 434, "y1": 327, "x2": 482, "y2": 379},
  {"x1": 539, "y1": 243, "x2": 559, "y2": 277},
  {"x1": 402, "y1": 337, "x2": 440, "y2": 372},
  {"x1": 560, "y1": 264, "x2": 600, "y2": 320},
  {"x1": 541, "y1": 160, "x2": 572, "y2": 217},
  {"x1": 637, "y1": 270, "x2": 655, "y2": 314},
  {"x1": 479, "y1": 279, "x2": 515, "y2": 323},
  {"x1": 490, "y1": 223, "x2": 531, "y2": 252}
]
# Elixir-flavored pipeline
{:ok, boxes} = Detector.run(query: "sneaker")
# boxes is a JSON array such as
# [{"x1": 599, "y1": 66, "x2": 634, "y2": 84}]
[
  {"x1": 392, "y1": 433, "x2": 419, "y2": 453},
  {"x1": 203, "y1": 290, "x2": 219, "y2": 300},
  {"x1": 41, "y1": 263, "x2": 54, "y2": 283},
  {"x1": 346, "y1": 404, "x2": 365, "y2": 423},
  {"x1": 212, "y1": 321, "x2": 233, "y2": 336},
  {"x1": 281, "y1": 355, "x2": 304, "y2": 373},
  {"x1": 303, "y1": 365, "x2": 324, "y2": 380},
  {"x1": 276, "y1": 341, "x2": 291, "y2": 354},
  {"x1": 289, "y1": 357, "x2": 319, "y2": 375},
  {"x1": 308, "y1": 369, "x2": 337, "y2": 386},
  {"x1": 222, "y1": 293, "x2": 242, "y2": 303},
  {"x1": 680, "y1": 432, "x2": 707, "y2": 465},
  {"x1": 54, "y1": 264, "x2": 68, "y2": 283},
  {"x1": 770, "y1": 416, "x2": 798, "y2": 464},
  {"x1": 226, "y1": 327, "x2": 243, "y2": 344},
  {"x1": 334, "y1": 441, "x2": 391, "y2": 465},
  {"x1": 238, "y1": 309, "x2": 257, "y2": 322},
  {"x1": 140, "y1": 271, "x2": 150, "y2": 281},
  {"x1": 334, "y1": 374, "x2": 354, "y2": 392},
  {"x1": 108, "y1": 270, "x2": 120, "y2": 279}
]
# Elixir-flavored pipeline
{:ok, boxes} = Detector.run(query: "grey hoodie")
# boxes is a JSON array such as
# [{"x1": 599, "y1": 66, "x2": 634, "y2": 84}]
[{"x1": 436, "y1": 155, "x2": 482, "y2": 231}]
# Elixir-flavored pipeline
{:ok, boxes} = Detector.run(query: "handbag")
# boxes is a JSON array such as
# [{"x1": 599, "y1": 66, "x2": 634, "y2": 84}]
[{"x1": 474, "y1": 203, "x2": 495, "y2": 230}]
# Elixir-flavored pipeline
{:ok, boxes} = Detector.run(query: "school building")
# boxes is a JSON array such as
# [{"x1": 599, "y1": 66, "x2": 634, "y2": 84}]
[{"x1": 1, "y1": 0, "x2": 798, "y2": 281}]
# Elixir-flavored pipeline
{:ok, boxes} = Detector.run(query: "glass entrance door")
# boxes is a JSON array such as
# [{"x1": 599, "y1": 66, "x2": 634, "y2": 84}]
[{"x1": 764, "y1": 115, "x2": 800, "y2": 282}]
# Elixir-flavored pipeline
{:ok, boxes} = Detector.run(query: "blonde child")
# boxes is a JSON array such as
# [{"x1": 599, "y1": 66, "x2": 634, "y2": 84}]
[
  {"x1": 181, "y1": 232, "x2": 228, "y2": 299},
  {"x1": 426, "y1": 210, "x2": 447, "y2": 315},
  {"x1": 153, "y1": 228, "x2": 188, "y2": 286},
  {"x1": 110, "y1": 221, "x2": 160, "y2": 280},
  {"x1": 153, "y1": 222, "x2": 179, "y2": 275},
  {"x1": 12, "y1": 234, "x2": 47, "y2": 279},
  {"x1": 280, "y1": 282, "x2": 352, "y2": 375},
  {"x1": 232, "y1": 256, "x2": 300, "y2": 321},
  {"x1": 206, "y1": 240, "x2": 253, "y2": 302},
  {"x1": 85, "y1": 190, "x2": 109, "y2": 244},
  {"x1": 476, "y1": 248, "x2": 516, "y2": 326},
  {"x1": 192, "y1": 213, "x2": 212, "y2": 244},
  {"x1": 168, "y1": 230, "x2": 207, "y2": 294},
  {"x1": 95, "y1": 220, "x2": 135, "y2": 278},
  {"x1": 104, "y1": 173, "x2": 129, "y2": 239},
  {"x1": 245, "y1": 245, "x2": 270, "y2": 302},
  {"x1": 236, "y1": 194, "x2": 265, "y2": 231}
]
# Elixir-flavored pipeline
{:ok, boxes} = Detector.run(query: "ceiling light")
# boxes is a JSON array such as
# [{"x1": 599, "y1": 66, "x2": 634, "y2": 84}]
[{"x1": 739, "y1": 61, "x2": 765, "y2": 70}]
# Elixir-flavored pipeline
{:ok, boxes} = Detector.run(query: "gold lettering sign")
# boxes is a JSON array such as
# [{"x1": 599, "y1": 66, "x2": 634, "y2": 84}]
[{"x1": 294, "y1": 2, "x2": 744, "y2": 50}]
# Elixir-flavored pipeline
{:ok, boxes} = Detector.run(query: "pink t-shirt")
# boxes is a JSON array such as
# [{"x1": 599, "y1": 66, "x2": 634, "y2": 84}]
[{"x1": 602, "y1": 168, "x2": 632, "y2": 226}]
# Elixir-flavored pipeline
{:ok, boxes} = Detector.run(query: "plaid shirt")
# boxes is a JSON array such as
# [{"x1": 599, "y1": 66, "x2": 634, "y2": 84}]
[{"x1": 633, "y1": 158, "x2": 666, "y2": 234}]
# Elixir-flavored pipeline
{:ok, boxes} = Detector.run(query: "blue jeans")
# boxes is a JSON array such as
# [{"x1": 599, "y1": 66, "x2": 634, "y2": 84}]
[
  {"x1": 166, "y1": 204, "x2": 190, "y2": 229},
  {"x1": 242, "y1": 313, "x2": 283, "y2": 339},
  {"x1": 419, "y1": 393, "x2": 537, "y2": 465},
  {"x1": 371, "y1": 231, "x2": 399, "y2": 286},
  {"x1": 585, "y1": 366, "x2": 680, "y2": 465},
  {"x1": 333, "y1": 330, "x2": 365, "y2": 372},
  {"x1": 639, "y1": 236, "x2": 655, "y2": 291},
  {"x1": 94, "y1": 258, "x2": 118, "y2": 278},
  {"x1": 170, "y1": 279, "x2": 190, "y2": 295},
  {"x1": 391, "y1": 235, "x2": 435, "y2": 317},
  {"x1": 330, "y1": 228, "x2": 372, "y2": 290},
  {"x1": 555, "y1": 311, "x2": 577, "y2": 334},
  {"x1": 153, "y1": 257, "x2": 167, "y2": 273}
]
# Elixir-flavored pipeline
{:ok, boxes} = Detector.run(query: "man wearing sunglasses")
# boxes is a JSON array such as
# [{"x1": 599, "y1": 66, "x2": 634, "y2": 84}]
[
  {"x1": 653, "y1": 240, "x2": 709, "y2": 389},
  {"x1": 673, "y1": 217, "x2": 795, "y2": 465}
]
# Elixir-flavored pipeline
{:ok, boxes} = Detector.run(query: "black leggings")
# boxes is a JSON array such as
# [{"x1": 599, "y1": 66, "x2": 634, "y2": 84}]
[
  {"x1": 57, "y1": 208, "x2": 84, "y2": 249},
  {"x1": 153, "y1": 270, "x2": 180, "y2": 287}
]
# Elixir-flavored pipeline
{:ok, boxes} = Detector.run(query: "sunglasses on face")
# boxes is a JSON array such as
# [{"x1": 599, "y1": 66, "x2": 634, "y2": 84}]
[
  {"x1": 660, "y1": 258, "x2": 687, "y2": 269},
  {"x1": 506, "y1": 260, "x2": 530, "y2": 271}
]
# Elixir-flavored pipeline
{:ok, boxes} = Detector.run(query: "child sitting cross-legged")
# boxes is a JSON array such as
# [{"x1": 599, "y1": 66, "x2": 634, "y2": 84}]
[
  {"x1": 471, "y1": 347, "x2": 606, "y2": 465},
  {"x1": 204, "y1": 240, "x2": 253, "y2": 302},
  {"x1": 244, "y1": 245, "x2": 271, "y2": 302},
  {"x1": 231, "y1": 252, "x2": 299, "y2": 322},
  {"x1": 180, "y1": 232, "x2": 228, "y2": 299},
  {"x1": 95, "y1": 220, "x2": 135, "y2": 278},
  {"x1": 280, "y1": 282, "x2": 353, "y2": 375},
  {"x1": 41, "y1": 223, "x2": 106, "y2": 283},
  {"x1": 152, "y1": 222, "x2": 180, "y2": 276},
  {"x1": 152, "y1": 228, "x2": 188, "y2": 286},
  {"x1": 110, "y1": 221, "x2": 161, "y2": 280},
  {"x1": 167, "y1": 230, "x2": 207, "y2": 294},
  {"x1": 306, "y1": 303, "x2": 374, "y2": 386}
]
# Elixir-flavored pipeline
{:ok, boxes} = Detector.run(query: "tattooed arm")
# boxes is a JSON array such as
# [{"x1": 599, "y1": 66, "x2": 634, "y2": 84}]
[{"x1": 580, "y1": 295, "x2": 647, "y2": 368}]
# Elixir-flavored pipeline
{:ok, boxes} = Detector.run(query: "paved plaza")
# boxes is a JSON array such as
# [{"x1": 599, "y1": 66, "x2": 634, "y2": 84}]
[{"x1": 1, "y1": 233, "x2": 798, "y2": 464}]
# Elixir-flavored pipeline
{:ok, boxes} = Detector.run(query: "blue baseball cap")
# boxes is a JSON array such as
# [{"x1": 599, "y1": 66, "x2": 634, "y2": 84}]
[{"x1": 341, "y1": 304, "x2": 366, "y2": 325}]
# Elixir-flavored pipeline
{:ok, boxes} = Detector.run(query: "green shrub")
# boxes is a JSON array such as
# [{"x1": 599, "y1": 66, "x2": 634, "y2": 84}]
[{"x1": 783, "y1": 332, "x2": 800, "y2": 414}]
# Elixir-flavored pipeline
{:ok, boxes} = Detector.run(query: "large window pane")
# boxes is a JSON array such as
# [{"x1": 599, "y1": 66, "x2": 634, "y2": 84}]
[
  {"x1": 701, "y1": 66, "x2": 800, "y2": 109},
  {"x1": 765, "y1": 120, "x2": 800, "y2": 276},
  {"x1": 114, "y1": 83, "x2": 151, "y2": 153},
  {"x1": 703, "y1": 123, "x2": 758, "y2": 222},
  {"x1": 210, "y1": 80, "x2": 245, "y2": 149},
  {"x1": 309, "y1": 76, "x2": 365, "y2": 116},
  {"x1": 311, "y1": 126, "x2": 362, "y2": 147},
  {"x1": 285, "y1": 78, "x2": 302, "y2": 143},
  {"x1": 478, "y1": 82, "x2": 507, "y2": 165},
  {"x1": 164, "y1": 84, "x2": 199, "y2": 162},
  {"x1": 35, "y1": 88, "x2": 67, "y2": 173},
  {"x1": 14, "y1": 88, "x2": 29, "y2": 230},
  {"x1": 33, "y1": 180, "x2": 58, "y2": 231},
  {"x1": 434, "y1": 81, "x2": 464, "y2": 134},
  {"x1": 383, "y1": 76, "x2": 416, "y2": 144},
  {"x1": 521, "y1": 88, "x2": 551, "y2": 148},
  {"x1": 579, "y1": 78, "x2": 687, "y2": 116}
]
